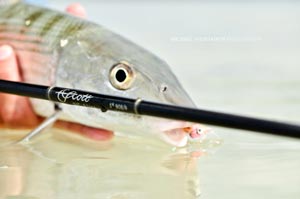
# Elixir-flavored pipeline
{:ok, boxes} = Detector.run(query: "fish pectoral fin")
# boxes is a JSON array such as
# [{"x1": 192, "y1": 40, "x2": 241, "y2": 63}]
[
  {"x1": 161, "y1": 129, "x2": 188, "y2": 147},
  {"x1": 18, "y1": 105, "x2": 62, "y2": 143}
]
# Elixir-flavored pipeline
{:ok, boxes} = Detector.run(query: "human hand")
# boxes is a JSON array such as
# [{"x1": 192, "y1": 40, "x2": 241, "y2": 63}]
[{"x1": 0, "y1": 3, "x2": 113, "y2": 141}]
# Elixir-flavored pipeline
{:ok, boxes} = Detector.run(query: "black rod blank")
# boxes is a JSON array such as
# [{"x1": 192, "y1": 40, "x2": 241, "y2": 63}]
[{"x1": 0, "y1": 79, "x2": 299, "y2": 139}]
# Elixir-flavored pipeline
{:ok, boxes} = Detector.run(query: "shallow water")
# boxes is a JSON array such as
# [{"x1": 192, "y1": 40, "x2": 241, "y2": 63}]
[
  {"x1": 0, "y1": 130, "x2": 221, "y2": 199},
  {"x1": 1, "y1": 1, "x2": 300, "y2": 199}
]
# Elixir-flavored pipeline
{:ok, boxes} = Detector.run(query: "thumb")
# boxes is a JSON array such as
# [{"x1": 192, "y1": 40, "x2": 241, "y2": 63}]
[{"x1": 0, "y1": 45, "x2": 40, "y2": 127}]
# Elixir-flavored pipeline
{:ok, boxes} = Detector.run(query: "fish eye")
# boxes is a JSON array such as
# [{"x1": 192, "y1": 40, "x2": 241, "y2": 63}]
[{"x1": 109, "y1": 62, "x2": 135, "y2": 90}]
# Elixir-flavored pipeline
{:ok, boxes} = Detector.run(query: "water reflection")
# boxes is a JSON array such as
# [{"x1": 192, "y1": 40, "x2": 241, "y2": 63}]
[{"x1": 0, "y1": 129, "x2": 222, "y2": 199}]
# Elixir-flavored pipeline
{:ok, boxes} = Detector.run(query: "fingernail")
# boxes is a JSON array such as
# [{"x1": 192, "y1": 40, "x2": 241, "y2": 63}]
[
  {"x1": 66, "y1": 3, "x2": 87, "y2": 18},
  {"x1": 0, "y1": 45, "x2": 13, "y2": 61}
]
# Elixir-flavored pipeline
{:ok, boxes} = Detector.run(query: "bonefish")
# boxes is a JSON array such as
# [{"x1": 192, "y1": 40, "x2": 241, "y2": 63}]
[{"x1": 0, "y1": 1, "x2": 210, "y2": 146}]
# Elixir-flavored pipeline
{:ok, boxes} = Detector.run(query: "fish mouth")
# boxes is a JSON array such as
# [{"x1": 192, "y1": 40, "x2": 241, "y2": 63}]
[{"x1": 158, "y1": 121, "x2": 211, "y2": 147}]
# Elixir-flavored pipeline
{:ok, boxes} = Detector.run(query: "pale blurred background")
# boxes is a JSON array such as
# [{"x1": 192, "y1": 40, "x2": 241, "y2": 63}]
[
  {"x1": 0, "y1": 1, "x2": 299, "y2": 199},
  {"x1": 51, "y1": 0, "x2": 300, "y2": 120}
]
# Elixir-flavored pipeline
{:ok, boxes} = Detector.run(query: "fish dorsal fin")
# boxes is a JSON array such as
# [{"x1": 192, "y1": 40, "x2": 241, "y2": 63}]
[{"x1": 0, "y1": 0, "x2": 21, "y2": 6}]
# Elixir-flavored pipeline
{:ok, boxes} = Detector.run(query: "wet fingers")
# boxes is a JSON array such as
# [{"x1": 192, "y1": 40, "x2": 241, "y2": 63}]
[
  {"x1": 65, "y1": 3, "x2": 87, "y2": 18},
  {"x1": 55, "y1": 121, "x2": 114, "y2": 141},
  {"x1": 0, "y1": 45, "x2": 40, "y2": 128}
]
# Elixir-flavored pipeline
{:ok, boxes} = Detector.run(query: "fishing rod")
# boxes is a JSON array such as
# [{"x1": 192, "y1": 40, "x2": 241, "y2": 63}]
[{"x1": 0, "y1": 79, "x2": 299, "y2": 139}]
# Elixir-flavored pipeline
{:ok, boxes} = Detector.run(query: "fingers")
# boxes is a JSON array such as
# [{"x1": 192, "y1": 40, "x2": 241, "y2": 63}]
[
  {"x1": 65, "y1": 3, "x2": 87, "y2": 18},
  {"x1": 55, "y1": 121, "x2": 114, "y2": 141},
  {"x1": 0, "y1": 45, "x2": 41, "y2": 128},
  {"x1": 0, "y1": 45, "x2": 20, "y2": 81},
  {"x1": 0, "y1": 45, "x2": 18, "y2": 125},
  {"x1": 0, "y1": 5, "x2": 114, "y2": 142}
]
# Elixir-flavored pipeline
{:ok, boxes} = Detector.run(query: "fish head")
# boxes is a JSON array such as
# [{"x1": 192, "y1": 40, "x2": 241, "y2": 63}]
[{"x1": 56, "y1": 26, "x2": 210, "y2": 147}]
